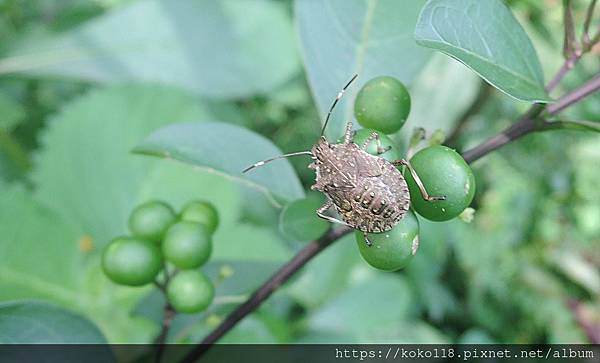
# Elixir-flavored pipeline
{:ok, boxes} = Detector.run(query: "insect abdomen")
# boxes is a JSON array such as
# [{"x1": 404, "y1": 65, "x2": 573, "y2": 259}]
[{"x1": 334, "y1": 162, "x2": 410, "y2": 233}]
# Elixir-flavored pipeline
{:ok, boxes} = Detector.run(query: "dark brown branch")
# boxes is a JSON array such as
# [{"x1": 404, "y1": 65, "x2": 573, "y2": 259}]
[
  {"x1": 462, "y1": 105, "x2": 544, "y2": 163},
  {"x1": 180, "y1": 227, "x2": 352, "y2": 363},
  {"x1": 463, "y1": 73, "x2": 600, "y2": 163},
  {"x1": 154, "y1": 303, "x2": 175, "y2": 363},
  {"x1": 562, "y1": 0, "x2": 579, "y2": 59},
  {"x1": 582, "y1": 0, "x2": 598, "y2": 44},
  {"x1": 154, "y1": 303, "x2": 175, "y2": 344},
  {"x1": 547, "y1": 73, "x2": 600, "y2": 114}
]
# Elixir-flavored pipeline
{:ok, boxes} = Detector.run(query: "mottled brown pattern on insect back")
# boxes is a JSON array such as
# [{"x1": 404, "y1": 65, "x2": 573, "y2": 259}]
[
  {"x1": 309, "y1": 135, "x2": 410, "y2": 233},
  {"x1": 243, "y1": 75, "x2": 443, "y2": 246}
]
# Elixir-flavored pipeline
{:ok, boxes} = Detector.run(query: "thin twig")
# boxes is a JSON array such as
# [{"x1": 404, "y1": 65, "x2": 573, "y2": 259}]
[
  {"x1": 582, "y1": 0, "x2": 598, "y2": 44},
  {"x1": 542, "y1": 118, "x2": 600, "y2": 132},
  {"x1": 546, "y1": 73, "x2": 600, "y2": 114},
  {"x1": 153, "y1": 266, "x2": 177, "y2": 362},
  {"x1": 461, "y1": 105, "x2": 544, "y2": 163},
  {"x1": 562, "y1": 0, "x2": 579, "y2": 59},
  {"x1": 179, "y1": 227, "x2": 352, "y2": 363},
  {"x1": 154, "y1": 303, "x2": 176, "y2": 363},
  {"x1": 463, "y1": 73, "x2": 600, "y2": 163}
]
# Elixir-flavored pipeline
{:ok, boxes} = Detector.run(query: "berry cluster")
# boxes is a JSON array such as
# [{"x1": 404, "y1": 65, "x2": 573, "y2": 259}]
[
  {"x1": 102, "y1": 200, "x2": 219, "y2": 313},
  {"x1": 352, "y1": 76, "x2": 475, "y2": 271}
]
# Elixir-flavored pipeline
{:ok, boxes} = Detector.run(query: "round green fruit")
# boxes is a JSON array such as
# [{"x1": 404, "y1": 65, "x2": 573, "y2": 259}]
[
  {"x1": 354, "y1": 76, "x2": 411, "y2": 134},
  {"x1": 180, "y1": 200, "x2": 219, "y2": 234},
  {"x1": 355, "y1": 210, "x2": 420, "y2": 271},
  {"x1": 163, "y1": 221, "x2": 212, "y2": 269},
  {"x1": 102, "y1": 237, "x2": 162, "y2": 286},
  {"x1": 128, "y1": 201, "x2": 176, "y2": 242},
  {"x1": 167, "y1": 270, "x2": 215, "y2": 313},
  {"x1": 404, "y1": 145, "x2": 475, "y2": 221},
  {"x1": 351, "y1": 128, "x2": 401, "y2": 162}
]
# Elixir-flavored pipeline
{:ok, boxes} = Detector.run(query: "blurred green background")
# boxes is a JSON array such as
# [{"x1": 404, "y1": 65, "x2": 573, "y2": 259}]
[{"x1": 0, "y1": 0, "x2": 599, "y2": 345}]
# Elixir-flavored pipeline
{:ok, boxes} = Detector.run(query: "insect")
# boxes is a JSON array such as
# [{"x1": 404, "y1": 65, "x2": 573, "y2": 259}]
[{"x1": 243, "y1": 75, "x2": 444, "y2": 246}]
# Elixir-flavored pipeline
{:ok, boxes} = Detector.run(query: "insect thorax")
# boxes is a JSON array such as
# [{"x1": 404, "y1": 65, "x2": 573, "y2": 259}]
[{"x1": 310, "y1": 140, "x2": 410, "y2": 233}]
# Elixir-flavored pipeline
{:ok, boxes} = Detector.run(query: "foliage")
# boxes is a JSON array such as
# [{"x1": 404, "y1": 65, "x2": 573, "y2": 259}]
[{"x1": 0, "y1": 0, "x2": 598, "y2": 348}]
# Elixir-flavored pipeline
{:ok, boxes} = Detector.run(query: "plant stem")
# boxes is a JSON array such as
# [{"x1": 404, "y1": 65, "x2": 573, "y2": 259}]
[
  {"x1": 546, "y1": 73, "x2": 600, "y2": 114},
  {"x1": 461, "y1": 105, "x2": 543, "y2": 163},
  {"x1": 582, "y1": 0, "x2": 598, "y2": 44},
  {"x1": 153, "y1": 266, "x2": 176, "y2": 362},
  {"x1": 463, "y1": 73, "x2": 600, "y2": 163},
  {"x1": 155, "y1": 303, "x2": 176, "y2": 344},
  {"x1": 562, "y1": 0, "x2": 578, "y2": 59},
  {"x1": 154, "y1": 303, "x2": 175, "y2": 363},
  {"x1": 179, "y1": 227, "x2": 351, "y2": 363}
]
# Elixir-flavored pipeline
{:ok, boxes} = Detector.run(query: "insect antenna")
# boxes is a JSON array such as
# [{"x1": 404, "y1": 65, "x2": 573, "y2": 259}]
[
  {"x1": 320, "y1": 74, "x2": 358, "y2": 138},
  {"x1": 242, "y1": 151, "x2": 313, "y2": 173}
]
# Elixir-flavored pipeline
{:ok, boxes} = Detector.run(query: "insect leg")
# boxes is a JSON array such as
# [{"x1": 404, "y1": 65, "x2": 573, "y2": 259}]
[
  {"x1": 316, "y1": 200, "x2": 352, "y2": 227},
  {"x1": 362, "y1": 132, "x2": 392, "y2": 155},
  {"x1": 343, "y1": 121, "x2": 354, "y2": 144},
  {"x1": 393, "y1": 159, "x2": 446, "y2": 201},
  {"x1": 363, "y1": 231, "x2": 373, "y2": 247}
]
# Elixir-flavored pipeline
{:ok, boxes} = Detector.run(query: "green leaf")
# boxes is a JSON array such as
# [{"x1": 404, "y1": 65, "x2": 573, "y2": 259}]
[
  {"x1": 279, "y1": 193, "x2": 329, "y2": 241},
  {"x1": 1, "y1": 0, "x2": 299, "y2": 98},
  {"x1": 0, "y1": 184, "x2": 83, "y2": 304},
  {"x1": 0, "y1": 182, "x2": 156, "y2": 342},
  {"x1": 295, "y1": 0, "x2": 431, "y2": 138},
  {"x1": 307, "y1": 273, "x2": 416, "y2": 342},
  {"x1": 133, "y1": 122, "x2": 305, "y2": 206},
  {"x1": 403, "y1": 54, "x2": 481, "y2": 137},
  {"x1": 286, "y1": 233, "x2": 361, "y2": 308},
  {"x1": 415, "y1": 0, "x2": 551, "y2": 103},
  {"x1": 0, "y1": 300, "x2": 108, "y2": 344},
  {"x1": 33, "y1": 84, "x2": 243, "y2": 247}
]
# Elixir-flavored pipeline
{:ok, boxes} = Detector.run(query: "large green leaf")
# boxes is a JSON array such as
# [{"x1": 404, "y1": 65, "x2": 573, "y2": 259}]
[
  {"x1": 133, "y1": 122, "x2": 305, "y2": 206},
  {"x1": 0, "y1": 183, "x2": 155, "y2": 342},
  {"x1": 0, "y1": 184, "x2": 83, "y2": 304},
  {"x1": 306, "y1": 273, "x2": 417, "y2": 342},
  {"x1": 403, "y1": 54, "x2": 480, "y2": 138},
  {"x1": 295, "y1": 0, "x2": 431, "y2": 138},
  {"x1": 0, "y1": 300, "x2": 108, "y2": 344},
  {"x1": 415, "y1": 0, "x2": 550, "y2": 103},
  {"x1": 1, "y1": 0, "x2": 299, "y2": 98},
  {"x1": 32, "y1": 84, "x2": 243, "y2": 247}
]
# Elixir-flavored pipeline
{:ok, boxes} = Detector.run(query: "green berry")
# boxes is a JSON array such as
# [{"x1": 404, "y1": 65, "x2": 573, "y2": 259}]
[
  {"x1": 102, "y1": 237, "x2": 162, "y2": 286},
  {"x1": 163, "y1": 221, "x2": 212, "y2": 269},
  {"x1": 354, "y1": 76, "x2": 411, "y2": 134},
  {"x1": 355, "y1": 210, "x2": 420, "y2": 271},
  {"x1": 404, "y1": 145, "x2": 475, "y2": 221},
  {"x1": 128, "y1": 201, "x2": 176, "y2": 242},
  {"x1": 180, "y1": 200, "x2": 219, "y2": 234},
  {"x1": 167, "y1": 270, "x2": 214, "y2": 313},
  {"x1": 351, "y1": 128, "x2": 401, "y2": 162}
]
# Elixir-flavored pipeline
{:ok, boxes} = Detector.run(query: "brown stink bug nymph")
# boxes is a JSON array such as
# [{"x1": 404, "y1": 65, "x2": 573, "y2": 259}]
[{"x1": 243, "y1": 75, "x2": 445, "y2": 246}]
